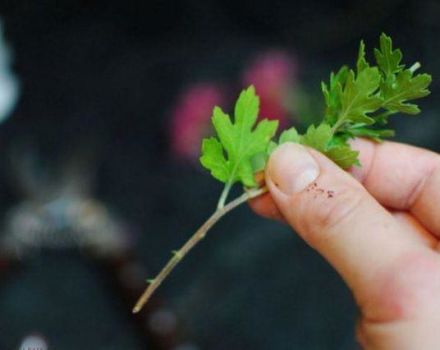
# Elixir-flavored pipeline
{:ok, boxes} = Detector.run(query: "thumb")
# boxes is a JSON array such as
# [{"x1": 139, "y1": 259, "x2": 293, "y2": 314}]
[{"x1": 265, "y1": 142, "x2": 422, "y2": 298}]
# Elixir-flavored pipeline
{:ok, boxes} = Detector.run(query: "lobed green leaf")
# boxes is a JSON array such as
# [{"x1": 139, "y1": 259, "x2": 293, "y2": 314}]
[{"x1": 200, "y1": 86, "x2": 278, "y2": 187}]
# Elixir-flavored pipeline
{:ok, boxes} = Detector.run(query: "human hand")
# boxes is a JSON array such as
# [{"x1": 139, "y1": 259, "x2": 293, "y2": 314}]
[{"x1": 250, "y1": 139, "x2": 440, "y2": 349}]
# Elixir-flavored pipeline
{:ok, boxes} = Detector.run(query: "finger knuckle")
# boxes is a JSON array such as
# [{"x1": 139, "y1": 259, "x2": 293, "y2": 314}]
[{"x1": 367, "y1": 252, "x2": 440, "y2": 321}]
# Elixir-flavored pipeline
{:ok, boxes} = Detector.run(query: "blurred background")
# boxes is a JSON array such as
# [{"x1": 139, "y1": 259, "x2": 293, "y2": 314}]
[{"x1": 0, "y1": 0, "x2": 438, "y2": 349}]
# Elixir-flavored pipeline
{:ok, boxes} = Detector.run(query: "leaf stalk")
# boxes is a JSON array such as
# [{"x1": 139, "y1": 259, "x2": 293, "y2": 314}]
[{"x1": 216, "y1": 180, "x2": 233, "y2": 209}]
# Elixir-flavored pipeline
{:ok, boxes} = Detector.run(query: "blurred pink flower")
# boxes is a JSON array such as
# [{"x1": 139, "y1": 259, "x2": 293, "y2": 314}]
[
  {"x1": 242, "y1": 50, "x2": 296, "y2": 127},
  {"x1": 169, "y1": 83, "x2": 224, "y2": 160},
  {"x1": 169, "y1": 51, "x2": 298, "y2": 162}
]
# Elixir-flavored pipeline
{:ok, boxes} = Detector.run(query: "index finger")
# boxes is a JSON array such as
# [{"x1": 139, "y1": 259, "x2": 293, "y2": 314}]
[{"x1": 350, "y1": 138, "x2": 440, "y2": 237}]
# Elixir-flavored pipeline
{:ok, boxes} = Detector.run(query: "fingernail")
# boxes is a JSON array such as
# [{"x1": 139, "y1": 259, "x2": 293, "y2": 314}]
[{"x1": 268, "y1": 143, "x2": 319, "y2": 195}]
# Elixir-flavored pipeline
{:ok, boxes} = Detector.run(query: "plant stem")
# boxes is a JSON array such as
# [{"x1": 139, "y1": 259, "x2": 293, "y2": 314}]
[
  {"x1": 409, "y1": 62, "x2": 421, "y2": 74},
  {"x1": 217, "y1": 180, "x2": 233, "y2": 209},
  {"x1": 132, "y1": 186, "x2": 267, "y2": 314}
]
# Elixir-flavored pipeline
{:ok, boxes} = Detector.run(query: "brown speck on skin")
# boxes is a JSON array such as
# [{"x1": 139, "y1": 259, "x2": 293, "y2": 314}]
[
  {"x1": 306, "y1": 182, "x2": 335, "y2": 199},
  {"x1": 307, "y1": 182, "x2": 317, "y2": 191}
]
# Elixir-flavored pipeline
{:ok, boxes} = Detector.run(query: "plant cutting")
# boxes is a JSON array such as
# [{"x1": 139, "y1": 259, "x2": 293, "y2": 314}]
[{"x1": 133, "y1": 34, "x2": 432, "y2": 313}]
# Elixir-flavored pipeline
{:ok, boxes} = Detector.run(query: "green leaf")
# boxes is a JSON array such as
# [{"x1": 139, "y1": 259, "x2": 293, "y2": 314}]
[
  {"x1": 200, "y1": 85, "x2": 278, "y2": 187},
  {"x1": 300, "y1": 124, "x2": 360, "y2": 168},
  {"x1": 381, "y1": 69, "x2": 432, "y2": 115},
  {"x1": 250, "y1": 152, "x2": 268, "y2": 173},
  {"x1": 357, "y1": 40, "x2": 369, "y2": 73},
  {"x1": 325, "y1": 144, "x2": 360, "y2": 169},
  {"x1": 374, "y1": 33, "x2": 403, "y2": 77},
  {"x1": 300, "y1": 124, "x2": 332, "y2": 152},
  {"x1": 200, "y1": 138, "x2": 229, "y2": 182},
  {"x1": 373, "y1": 33, "x2": 432, "y2": 117},
  {"x1": 339, "y1": 67, "x2": 382, "y2": 126},
  {"x1": 279, "y1": 127, "x2": 300, "y2": 144},
  {"x1": 267, "y1": 141, "x2": 278, "y2": 155},
  {"x1": 347, "y1": 126, "x2": 395, "y2": 142},
  {"x1": 322, "y1": 66, "x2": 348, "y2": 125},
  {"x1": 372, "y1": 110, "x2": 397, "y2": 125},
  {"x1": 234, "y1": 84, "x2": 260, "y2": 128},
  {"x1": 264, "y1": 127, "x2": 300, "y2": 158}
]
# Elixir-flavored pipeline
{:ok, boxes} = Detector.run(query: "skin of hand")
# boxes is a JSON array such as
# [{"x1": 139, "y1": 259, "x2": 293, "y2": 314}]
[{"x1": 249, "y1": 138, "x2": 440, "y2": 349}]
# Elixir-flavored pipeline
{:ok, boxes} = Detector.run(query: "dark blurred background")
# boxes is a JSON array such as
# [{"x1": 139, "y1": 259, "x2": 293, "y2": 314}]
[{"x1": 0, "y1": 1, "x2": 438, "y2": 349}]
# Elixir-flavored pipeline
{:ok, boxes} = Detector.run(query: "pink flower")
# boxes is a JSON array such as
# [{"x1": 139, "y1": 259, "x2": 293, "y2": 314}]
[
  {"x1": 169, "y1": 83, "x2": 224, "y2": 160},
  {"x1": 242, "y1": 50, "x2": 297, "y2": 127}
]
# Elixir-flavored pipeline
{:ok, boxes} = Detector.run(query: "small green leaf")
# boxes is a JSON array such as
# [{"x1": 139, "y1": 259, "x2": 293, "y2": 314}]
[
  {"x1": 374, "y1": 33, "x2": 403, "y2": 77},
  {"x1": 300, "y1": 124, "x2": 332, "y2": 152},
  {"x1": 200, "y1": 138, "x2": 229, "y2": 182},
  {"x1": 200, "y1": 85, "x2": 278, "y2": 187},
  {"x1": 279, "y1": 127, "x2": 300, "y2": 144},
  {"x1": 339, "y1": 68, "x2": 382, "y2": 126},
  {"x1": 251, "y1": 152, "x2": 268, "y2": 173},
  {"x1": 323, "y1": 66, "x2": 348, "y2": 125},
  {"x1": 372, "y1": 33, "x2": 432, "y2": 118},
  {"x1": 348, "y1": 127, "x2": 395, "y2": 142},
  {"x1": 372, "y1": 110, "x2": 397, "y2": 125},
  {"x1": 357, "y1": 40, "x2": 369, "y2": 73},
  {"x1": 267, "y1": 141, "x2": 278, "y2": 155},
  {"x1": 325, "y1": 144, "x2": 360, "y2": 169},
  {"x1": 381, "y1": 69, "x2": 432, "y2": 114}
]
